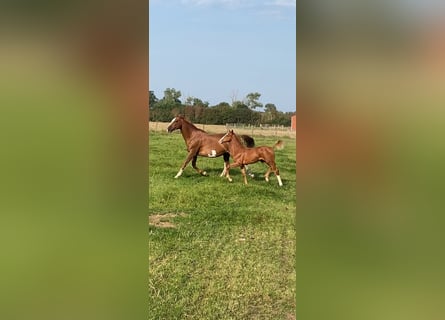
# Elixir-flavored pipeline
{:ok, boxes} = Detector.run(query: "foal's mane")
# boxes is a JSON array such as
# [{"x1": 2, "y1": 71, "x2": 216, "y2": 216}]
[
  {"x1": 230, "y1": 130, "x2": 247, "y2": 149},
  {"x1": 233, "y1": 131, "x2": 244, "y2": 145}
]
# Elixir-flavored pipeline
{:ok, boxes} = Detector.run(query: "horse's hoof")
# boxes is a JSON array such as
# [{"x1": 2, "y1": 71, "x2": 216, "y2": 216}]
[{"x1": 202, "y1": 171, "x2": 208, "y2": 176}]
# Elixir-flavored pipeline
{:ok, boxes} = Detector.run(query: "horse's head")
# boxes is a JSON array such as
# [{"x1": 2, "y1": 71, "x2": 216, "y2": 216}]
[
  {"x1": 167, "y1": 116, "x2": 183, "y2": 133},
  {"x1": 219, "y1": 130, "x2": 234, "y2": 144}
]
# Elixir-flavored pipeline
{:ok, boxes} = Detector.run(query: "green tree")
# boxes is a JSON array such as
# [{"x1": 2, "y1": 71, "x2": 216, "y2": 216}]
[
  {"x1": 245, "y1": 92, "x2": 263, "y2": 110},
  {"x1": 149, "y1": 88, "x2": 183, "y2": 122},
  {"x1": 232, "y1": 100, "x2": 247, "y2": 109},
  {"x1": 163, "y1": 88, "x2": 182, "y2": 103},
  {"x1": 193, "y1": 104, "x2": 207, "y2": 123},
  {"x1": 149, "y1": 90, "x2": 158, "y2": 108},
  {"x1": 184, "y1": 96, "x2": 210, "y2": 123},
  {"x1": 185, "y1": 96, "x2": 208, "y2": 107},
  {"x1": 263, "y1": 103, "x2": 278, "y2": 123}
]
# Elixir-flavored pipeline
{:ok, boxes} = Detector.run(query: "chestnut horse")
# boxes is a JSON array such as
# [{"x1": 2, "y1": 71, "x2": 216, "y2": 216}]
[
  {"x1": 167, "y1": 116, "x2": 255, "y2": 178},
  {"x1": 219, "y1": 130, "x2": 284, "y2": 186}
]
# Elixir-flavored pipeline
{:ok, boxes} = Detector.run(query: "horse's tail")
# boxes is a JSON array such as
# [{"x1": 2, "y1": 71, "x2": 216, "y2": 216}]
[
  {"x1": 273, "y1": 140, "x2": 284, "y2": 150},
  {"x1": 240, "y1": 135, "x2": 255, "y2": 148}
]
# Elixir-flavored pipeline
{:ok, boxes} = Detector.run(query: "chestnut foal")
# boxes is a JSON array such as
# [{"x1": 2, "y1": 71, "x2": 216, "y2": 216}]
[
  {"x1": 219, "y1": 130, "x2": 284, "y2": 186},
  {"x1": 167, "y1": 116, "x2": 255, "y2": 178}
]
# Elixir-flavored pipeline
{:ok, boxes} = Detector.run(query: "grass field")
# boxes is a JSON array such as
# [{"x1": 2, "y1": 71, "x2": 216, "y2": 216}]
[{"x1": 148, "y1": 131, "x2": 296, "y2": 319}]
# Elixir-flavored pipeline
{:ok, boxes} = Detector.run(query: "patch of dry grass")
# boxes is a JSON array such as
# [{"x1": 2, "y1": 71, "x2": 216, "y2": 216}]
[{"x1": 149, "y1": 213, "x2": 188, "y2": 228}]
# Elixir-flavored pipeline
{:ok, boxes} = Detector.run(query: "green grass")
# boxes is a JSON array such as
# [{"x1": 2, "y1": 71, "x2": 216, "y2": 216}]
[{"x1": 148, "y1": 131, "x2": 296, "y2": 319}]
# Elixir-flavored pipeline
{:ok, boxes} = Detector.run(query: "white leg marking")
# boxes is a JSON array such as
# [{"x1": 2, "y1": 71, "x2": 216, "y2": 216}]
[
  {"x1": 208, "y1": 149, "x2": 217, "y2": 157},
  {"x1": 246, "y1": 165, "x2": 254, "y2": 178},
  {"x1": 277, "y1": 175, "x2": 283, "y2": 186},
  {"x1": 265, "y1": 176, "x2": 269, "y2": 182},
  {"x1": 174, "y1": 169, "x2": 183, "y2": 178}
]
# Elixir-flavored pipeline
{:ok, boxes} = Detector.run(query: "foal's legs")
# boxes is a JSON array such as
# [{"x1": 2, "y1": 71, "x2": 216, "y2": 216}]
[
  {"x1": 245, "y1": 165, "x2": 255, "y2": 178},
  {"x1": 240, "y1": 165, "x2": 248, "y2": 185},
  {"x1": 274, "y1": 165, "x2": 283, "y2": 186},
  {"x1": 224, "y1": 162, "x2": 244, "y2": 183},
  {"x1": 264, "y1": 161, "x2": 283, "y2": 186},
  {"x1": 264, "y1": 167, "x2": 272, "y2": 182}
]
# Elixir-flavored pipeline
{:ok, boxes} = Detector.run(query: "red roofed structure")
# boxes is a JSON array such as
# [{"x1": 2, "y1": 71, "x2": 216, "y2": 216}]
[{"x1": 291, "y1": 115, "x2": 296, "y2": 131}]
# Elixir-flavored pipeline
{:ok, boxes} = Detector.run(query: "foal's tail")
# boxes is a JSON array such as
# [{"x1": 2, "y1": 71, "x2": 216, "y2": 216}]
[{"x1": 273, "y1": 140, "x2": 284, "y2": 150}]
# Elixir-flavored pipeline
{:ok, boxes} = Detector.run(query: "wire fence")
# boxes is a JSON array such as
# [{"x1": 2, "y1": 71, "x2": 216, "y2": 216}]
[
  {"x1": 149, "y1": 121, "x2": 296, "y2": 138},
  {"x1": 226, "y1": 123, "x2": 293, "y2": 131}
]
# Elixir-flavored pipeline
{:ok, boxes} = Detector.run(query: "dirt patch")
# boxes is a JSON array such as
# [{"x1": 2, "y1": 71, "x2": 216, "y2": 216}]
[{"x1": 149, "y1": 212, "x2": 188, "y2": 228}]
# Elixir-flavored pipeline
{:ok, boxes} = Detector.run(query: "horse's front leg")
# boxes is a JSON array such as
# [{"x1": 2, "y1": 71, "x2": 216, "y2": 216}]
[
  {"x1": 192, "y1": 155, "x2": 208, "y2": 176},
  {"x1": 225, "y1": 162, "x2": 242, "y2": 183},
  {"x1": 175, "y1": 150, "x2": 196, "y2": 178},
  {"x1": 240, "y1": 165, "x2": 248, "y2": 185},
  {"x1": 223, "y1": 162, "x2": 233, "y2": 182},
  {"x1": 245, "y1": 165, "x2": 255, "y2": 178}
]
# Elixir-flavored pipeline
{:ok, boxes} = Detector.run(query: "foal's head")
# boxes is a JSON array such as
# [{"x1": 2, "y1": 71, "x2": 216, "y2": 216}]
[
  {"x1": 219, "y1": 130, "x2": 235, "y2": 144},
  {"x1": 167, "y1": 116, "x2": 184, "y2": 133}
]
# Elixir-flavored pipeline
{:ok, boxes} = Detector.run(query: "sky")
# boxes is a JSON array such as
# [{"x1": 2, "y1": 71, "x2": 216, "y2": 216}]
[{"x1": 149, "y1": 0, "x2": 296, "y2": 113}]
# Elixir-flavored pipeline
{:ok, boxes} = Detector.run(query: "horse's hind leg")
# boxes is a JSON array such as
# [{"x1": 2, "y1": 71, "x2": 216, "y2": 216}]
[
  {"x1": 245, "y1": 165, "x2": 255, "y2": 178},
  {"x1": 265, "y1": 162, "x2": 283, "y2": 186},
  {"x1": 264, "y1": 167, "x2": 272, "y2": 182},
  {"x1": 220, "y1": 153, "x2": 230, "y2": 177},
  {"x1": 192, "y1": 155, "x2": 207, "y2": 176},
  {"x1": 271, "y1": 163, "x2": 283, "y2": 186}
]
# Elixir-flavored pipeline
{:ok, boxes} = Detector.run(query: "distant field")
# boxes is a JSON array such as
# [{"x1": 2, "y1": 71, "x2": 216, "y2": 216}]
[
  {"x1": 149, "y1": 121, "x2": 296, "y2": 138},
  {"x1": 148, "y1": 131, "x2": 296, "y2": 319}
]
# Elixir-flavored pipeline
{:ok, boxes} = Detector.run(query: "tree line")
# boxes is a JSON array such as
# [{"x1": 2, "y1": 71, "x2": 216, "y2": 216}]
[{"x1": 149, "y1": 88, "x2": 294, "y2": 126}]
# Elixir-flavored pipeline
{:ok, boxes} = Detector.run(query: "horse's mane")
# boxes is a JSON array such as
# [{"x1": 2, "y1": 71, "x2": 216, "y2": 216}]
[
  {"x1": 240, "y1": 134, "x2": 255, "y2": 148},
  {"x1": 178, "y1": 116, "x2": 206, "y2": 133}
]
